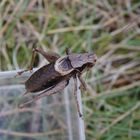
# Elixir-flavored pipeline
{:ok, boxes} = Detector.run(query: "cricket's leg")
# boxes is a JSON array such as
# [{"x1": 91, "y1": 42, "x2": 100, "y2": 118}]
[
  {"x1": 17, "y1": 47, "x2": 60, "y2": 76},
  {"x1": 35, "y1": 80, "x2": 68, "y2": 99},
  {"x1": 34, "y1": 47, "x2": 60, "y2": 62},
  {"x1": 17, "y1": 48, "x2": 37, "y2": 76},
  {"x1": 19, "y1": 80, "x2": 68, "y2": 108},
  {"x1": 78, "y1": 74, "x2": 87, "y2": 90},
  {"x1": 73, "y1": 75, "x2": 82, "y2": 117},
  {"x1": 65, "y1": 48, "x2": 71, "y2": 55},
  {"x1": 22, "y1": 90, "x2": 29, "y2": 96}
]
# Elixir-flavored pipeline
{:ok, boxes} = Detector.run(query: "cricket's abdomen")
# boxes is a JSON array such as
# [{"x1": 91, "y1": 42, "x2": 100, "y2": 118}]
[{"x1": 25, "y1": 63, "x2": 63, "y2": 92}]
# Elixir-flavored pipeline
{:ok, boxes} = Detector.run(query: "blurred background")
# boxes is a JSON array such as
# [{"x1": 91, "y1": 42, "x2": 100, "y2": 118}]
[{"x1": 0, "y1": 0, "x2": 140, "y2": 140}]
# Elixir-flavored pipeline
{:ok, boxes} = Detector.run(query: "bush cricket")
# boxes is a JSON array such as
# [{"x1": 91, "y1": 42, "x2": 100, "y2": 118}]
[{"x1": 18, "y1": 47, "x2": 97, "y2": 117}]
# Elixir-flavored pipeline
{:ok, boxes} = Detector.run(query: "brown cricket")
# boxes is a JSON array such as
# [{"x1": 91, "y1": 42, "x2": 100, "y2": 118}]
[{"x1": 19, "y1": 47, "x2": 97, "y2": 117}]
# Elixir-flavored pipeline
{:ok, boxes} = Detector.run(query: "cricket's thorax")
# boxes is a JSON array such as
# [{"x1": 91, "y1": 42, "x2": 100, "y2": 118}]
[
  {"x1": 54, "y1": 53, "x2": 97, "y2": 75},
  {"x1": 54, "y1": 56, "x2": 74, "y2": 75}
]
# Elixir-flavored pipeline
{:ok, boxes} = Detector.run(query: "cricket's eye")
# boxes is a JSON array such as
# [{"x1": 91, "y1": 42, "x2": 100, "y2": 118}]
[{"x1": 94, "y1": 55, "x2": 97, "y2": 63}]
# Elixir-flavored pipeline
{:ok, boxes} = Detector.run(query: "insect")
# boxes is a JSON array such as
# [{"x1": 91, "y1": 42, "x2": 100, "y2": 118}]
[{"x1": 19, "y1": 47, "x2": 97, "y2": 117}]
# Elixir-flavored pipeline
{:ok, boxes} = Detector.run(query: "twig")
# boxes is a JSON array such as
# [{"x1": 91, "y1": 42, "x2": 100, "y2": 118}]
[
  {"x1": 84, "y1": 81, "x2": 140, "y2": 101},
  {"x1": 0, "y1": 108, "x2": 39, "y2": 118},
  {"x1": 0, "y1": 129, "x2": 63, "y2": 138}
]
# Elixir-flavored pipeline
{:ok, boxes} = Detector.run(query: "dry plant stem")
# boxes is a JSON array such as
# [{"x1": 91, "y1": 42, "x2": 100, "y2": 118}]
[
  {"x1": 98, "y1": 102, "x2": 140, "y2": 137},
  {"x1": 108, "y1": 44, "x2": 140, "y2": 51},
  {"x1": 0, "y1": 0, "x2": 24, "y2": 37},
  {"x1": 0, "y1": 108, "x2": 39, "y2": 118},
  {"x1": 30, "y1": 100, "x2": 41, "y2": 132},
  {"x1": 47, "y1": 25, "x2": 101, "y2": 34},
  {"x1": 37, "y1": 2, "x2": 138, "y2": 38},
  {"x1": 46, "y1": 16, "x2": 117, "y2": 35},
  {"x1": 27, "y1": 0, "x2": 37, "y2": 11},
  {"x1": 111, "y1": 22, "x2": 137, "y2": 36},
  {"x1": 50, "y1": 111, "x2": 67, "y2": 130},
  {"x1": 108, "y1": 61, "x2": 139, "y2": 89},
  {"x1": 26, "y1": 21, "x2": 41, "y2": 40},
  {"x1": 84, "y1": 81, "x2": 140, "y2": 101},
  {"x1": 0, "y1": 105, "x2": 74, "y2": 131},
  {"x1": 0, "y1": 128, "x2": 63, "y2": 138},
  {"x1": 104, "y1": 72, "x2": 140, "y2": 88}
]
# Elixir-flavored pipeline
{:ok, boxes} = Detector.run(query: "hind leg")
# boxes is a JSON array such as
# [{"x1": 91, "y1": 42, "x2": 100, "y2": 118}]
[
  {"x1": 17, "y1": 46, "x2": 60, "y2": 76},
  {"x1": 34, "y1": 47, "x2": 60, "y2": 62},
  {"x1": 17, "y1": 47, "x2": 37, "y2": 76},
  {"x1": 19, "y1": 80, "x2": 68, "y2": 108},
  {"x1": 65, "y1": 48, "x2": 71, "y2": 55}
]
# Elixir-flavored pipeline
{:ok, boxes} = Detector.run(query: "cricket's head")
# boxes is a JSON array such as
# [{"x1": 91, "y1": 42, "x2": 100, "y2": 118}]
[
  {"x1": 85, "y1": 53, "x2": 97, "y2": 68},
  {"x1": 68, "y1": 52, "x2": 97, "y2": 69}
]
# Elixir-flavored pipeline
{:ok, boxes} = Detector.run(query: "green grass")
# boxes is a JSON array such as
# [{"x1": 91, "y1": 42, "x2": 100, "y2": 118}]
[{"x1": 0, "y1": 0, "x2": 140, "y2": 140}]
